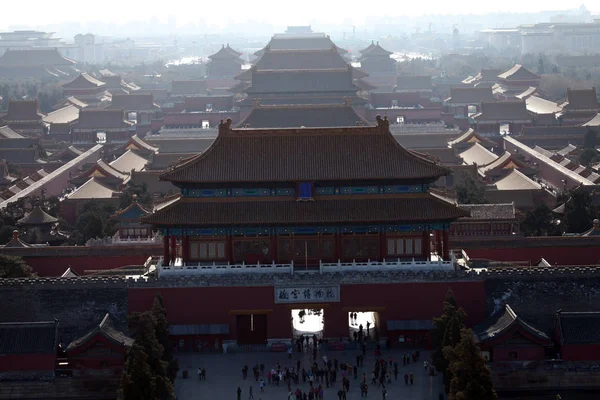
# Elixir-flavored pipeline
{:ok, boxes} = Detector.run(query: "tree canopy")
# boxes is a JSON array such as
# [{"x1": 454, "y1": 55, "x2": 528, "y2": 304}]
[
  {"x1": 443, "y1": 328, "x2": 498, "y2": 400},
  {"x1": 455, "y1": 175, "x2": 487, "y2": 205},
  {"x1": 0, "y1": 255, "x2": 35, "y2": 278},
  {"x1": 152, "y1": 294, "x2": 179, "y2": 382}
]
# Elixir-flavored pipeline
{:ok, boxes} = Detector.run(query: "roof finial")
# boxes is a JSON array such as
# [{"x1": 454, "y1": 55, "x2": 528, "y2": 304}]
[
  {"x1": 12, "y1": 230, "x2": 18, "y2": 240},
  {"x1": 132, "y1": 194, "x2": 138, "y2": 202}
]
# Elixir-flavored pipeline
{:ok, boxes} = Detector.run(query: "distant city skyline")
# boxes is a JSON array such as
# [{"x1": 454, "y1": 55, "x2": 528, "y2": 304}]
[{"x1": 2, "y1": 1, "x2": 599, "y2": 33}]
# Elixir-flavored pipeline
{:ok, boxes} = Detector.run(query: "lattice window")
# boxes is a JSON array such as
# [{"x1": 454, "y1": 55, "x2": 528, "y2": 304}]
[
  {"x1": 387, "y1": 239, "x2": 395, "y2": 256},
  {"x1": 396, "y1": 239, "x2": 405, "y2": 255},
  {"x1": 414, "y1": 238, "x2": 422, "y2": 254},
  {"x1": 406, "y1": 239, "x2": 413, "y2": 254}
]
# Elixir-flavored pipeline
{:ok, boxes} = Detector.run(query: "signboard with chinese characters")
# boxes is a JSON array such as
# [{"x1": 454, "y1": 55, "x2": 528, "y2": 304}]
[{"x1": 274, "y1": 286, "x2": 340, "y2": 304}]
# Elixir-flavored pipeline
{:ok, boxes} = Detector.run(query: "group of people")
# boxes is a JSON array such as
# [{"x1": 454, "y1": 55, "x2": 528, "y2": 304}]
[{"x1": 231, "y1": 341, "x2": 426, "y2": 400}]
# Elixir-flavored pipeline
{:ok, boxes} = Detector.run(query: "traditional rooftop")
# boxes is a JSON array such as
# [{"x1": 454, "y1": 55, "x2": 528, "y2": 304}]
[
  {"x1": 106, "y1": 93, "x2": 157, "y2": 111},
  {"x1": 473, "y1": 101, "x2": 531, "y2": 121},
  {"x1": 76, "y1": 109, "x2": 133, "y2": 129},
  {"x1": 111, "y1": 197, "x2": 151, "y2": 222},
  {"x1": 395, "y1": 76, "x2": 432, "y2": 92},
  {"x1": 62, "y1": 73, "x2": 106, "y2": 90},
  {"x1": 0, "y1": 125, "x2": 24, "y2": 139},
  {"x1": 491, "y1": 169, "x2": 542, "y2": 191},
  {"x1": 109, "y1": 149, "x2": 148, "y2": 173},
  {"x1": 42, "y1": 105, "x2": 79, "y2": 125},
  {"x1": 65, "y1": 313, "x2": 133, "y2": 353},
  {"x1": 236, "y1": 103, "x2": 371, "y2": 128},
  {"x1": 478, "y1": 151, "x2": 536, "y2": 178},
  {"x1": 360, "y1": 41, "x2": 393, "y2": 58},
  {"x1": 6, "y1": 100, "x2": 43, "y2": 121},
  {"x1": 458, "y1": 203, "x2": 516, "y2": 221},
  {"x1": 209, "y1": 44, "x2": 243, "y2": 60},
  {"x1": 254, "y1": 48, "x2": 348, "y2": 70},
  {"x1": 246, "y1": 68, "x2": 357, "y2": 94},
  {"x1": 448, "y1": 129, "x2": 497, "y2": 149},
  {"x1": 446, "y1": 87, "x2": 495, "y2": 104},
  {"x1": 458, "y1": 143, "x2": 499, "y2": 166},
  {"x1": 254, "y1": 34, "x2": 347, "y2": 56},
  {"x1": 17, "y1": 205, "x2": 58, "y2": 225},
  {"x1": 560, "y1": 88, "x2": 600, "y2": 111},
  {"x1": 0, "y1": 49, "x2": 74, "y2": 67},
  {"x1": 160, "y1": 117, "x2": 450, "y2": 184},
  {"x1": 583, "y1": 112, "x2": 600, "y2": 126},
  {"x1": 557, "y1": 311, "x2": 600, "y2": 345},
  {"x1": 473, "y1": 304, "x2": 550, "y2": 344},
  {"x1": 497, "y1": 64, "x2": 540, "y2": 81},
  {"x1": 0, "y1": 320, "x2": 59, "y2": 354},
  {"x1": 525, "y1": 95, "x2": 563, "y2": 115},
  {"x1": 66, "y1": 178, "x2": 120, "y2": 200}
]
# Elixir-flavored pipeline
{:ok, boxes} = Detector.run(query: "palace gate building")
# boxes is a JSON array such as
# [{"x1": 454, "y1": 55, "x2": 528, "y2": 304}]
[{"x1": 136, "y1": 116, "x2": 484, "y2": 347}]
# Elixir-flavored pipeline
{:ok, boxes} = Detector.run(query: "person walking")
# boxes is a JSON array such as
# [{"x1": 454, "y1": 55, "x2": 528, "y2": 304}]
[
  {"x1": 197, "y1": 367, "x2": 201, "y2": 381},
  {"x1": 404, "y1": 373, "x2": 409, "y2": 385},
  {"x1": 409, "y1": 372, "x2": 414, "y2": 385},
  {"x1": 237, "y1": 386, "x2": 242, "y2": 400},
  {"x1": 381, "y1": 387, "x2": 387, "y2": 399},
  {"x1": 424, "y1": 360, "x2": 429, "y2": 371},
  {"x1": 248, "y1": 385, "x2": 254, "y2": 399},
  {"x1": 259, "y1": 378, "x2": 265, "y2": 392}
]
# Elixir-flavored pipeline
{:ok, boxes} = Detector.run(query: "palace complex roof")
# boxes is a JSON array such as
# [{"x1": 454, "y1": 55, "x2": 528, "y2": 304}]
[
  {"x1": 492, "y1": 169, "x2": 541, "y2": 191},
  {"x1": 111, "y1": 198, "x2": 151, "y2": 221},
  {"x1": 557, "y1": 311, "x2": 600, "y2": 345},
  {"x1": 254, "y1": 34, "x2": 347, "y2": 56},
  {"x1": 254, "y1": 48, "x2": 348, "y2": 70},
  {"x1": 525, "y1": 95, "x2": 563, "y2": 115},
  {"x1": 448, "y1": 129, "x2": 497, "y2": 148},
  {"x1": 109, "y1": 150, "x2": 148, "y2": 173},
  {"x1": 66, "y1": 178, "x2": 120, "y2": 200},
  {"x1": 0, "y1": 125, "x2": 25, "y2": 139},
  {"x1": 160, "y1": 117, "x2": 450, "y2": 184},
  {"x1": 458, "y1": 203, "x2": 516, "y2": 221},
  {"x1": 583, "y1": 112, "x2": 600, "y2": 126},
  {"x1": 65, "y1": 313, "x2": 133, "y2": 353},
  {"x1": 106, "y1": 93, "x2": 157, "y2": 111},
  {"x1": 209, "y1": 44, "x2": 242, "y2": 59},
  {"x1": 0, "y1": 49, "x2": 74, "y2": 67},
  {"x1": 42, "y1": 105, "x2": 79, "y2": 125},
  {"x1": 171, "y1": 80, "x2": 208, "y2": 96},
  {"x1": 459, "y1": 143, "x2": 499, "y2": 166},
  {"x1": 63, "y1": 73, "x2": 106, "y2": 90},
  {"x1": 76, "y1": 109, "x2": 133, "y2": 129},
  {"x1": 236, "y1": 103, "x2": 371, "y2": 128},
  {"x1": 498, "y1": 64, "x2": 540, "y2": 81},
  {"x1": 478, "y1": 151, "x2": 535, "y2": 178},
  {"x1": 124, "y1": 134, "x2": 158, "y2": 154},
  {"x1": 446, "y1": 87, "x2": 495, "y2": 104},
  {"x1": 560, "y1": 88, "x2": 600, "y2": 111},
  {"x1": 17, "y1": 205, "x2": 58, "y2": 225},
  {"x1": 143, "y1": 194, "x2": 469, "y2": 227},
  {"x1": 516, "y1": 86, "x2": 538, "y2": 100},
  {"x1": 0, "y1": 320, "x2": 59, "y2": 354},
  {"x1": 359, "y1": 42, "x2": 393, "y2": 59},
  {"x1": 246, "y1": 68, "x2": 357, "y2": 94},
  {"x1": 395, "y1": 76, "x2": 432, "y2": 92},
  {"x1": 473, "y1": 304, "x2": 550, "y2": 344},
  {"x1": 472, "y1": 101, "x2": 530, "y2": 121},
  {"x1": 6, "y1": 100, "x2": 43, "y2": 121}
]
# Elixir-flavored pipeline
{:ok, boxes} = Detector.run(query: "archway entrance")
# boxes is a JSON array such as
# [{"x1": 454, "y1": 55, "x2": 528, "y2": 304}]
[
  {"x1": 291, "y1": 308, "x2": 324, "y2": 344},
  {"x1": 348, "y1": 311, "x2": 379, "y2": 341},
  {"x1": 236, "y1": 313, "x2": 267, "y2": 345}
]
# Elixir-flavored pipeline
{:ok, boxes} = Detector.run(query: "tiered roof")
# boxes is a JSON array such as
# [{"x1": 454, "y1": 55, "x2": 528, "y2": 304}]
[
  {"x1": 236, "y1": 103, "x2": 370, "y2": 128},
  {"x1": 246, "y1": 68, "x2": 357, "y2": 94},
  {"x1": 160, "y1": 117, "x2": 450, "y2": 184},
  {"x1": 208, "y1": 44, "x2": 243, "y2": 60},
  {"x1": 254, "y1": 34, "x2": 347, "y2": 56},
  {"x1": 254, "y1": 48, "x2": 348, "y2": 70},
  {"x1": 359, "y1": 41, "x2": 393, "y2": 59}
]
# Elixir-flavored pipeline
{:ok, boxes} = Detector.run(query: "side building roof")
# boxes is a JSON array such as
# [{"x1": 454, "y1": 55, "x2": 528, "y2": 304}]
[
  {"x1": 473, "y1": 304, "x2": 550, "y2": 344},
  {"x1": 458, "y1": 143, "x2": 499, "y2": 166},
  {"x1": 557, "y1": 311, "x2": 600, "y2": 345},
  {"x1": 0, "y1": 320, "x2": 59, "y2": 354},
  {"x1": 66, "y1": 313, "x2": 133, "y2": 353},
  {"x1": 458, "y1": 203, "x2": 516, "y2": 221},
  {"x1": 498, "y1": 64, "x2": 540, "y2": 81}
]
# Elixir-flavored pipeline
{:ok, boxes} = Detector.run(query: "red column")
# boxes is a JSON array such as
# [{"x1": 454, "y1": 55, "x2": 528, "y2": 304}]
[
  {"x1": 163, "y1": 235, "x2": 170, "y2": 263},
  {"x1": 443, "y1": 230, "x2": 450, "y2": 261},
  {"x1": 434, "y1": 230, "x2": 441, "y2": 256},
  {"x1": 335, "y1": 233, "x2": 342, "y2": 261},
  {"x1": 170, "y1": 236, "x2": 177, "y2": 264},
  {"x1": 226, "y1": 236, "x2": 233, "y2": 263},
  {"x1": 379, "y1": 232, "x2": 386, "y2": 261},
  {"x1": 270, "y1": 235, "x2": 278, "y2": 263},
  {"x1": 422, "y1": 230, "x2": 430, "y2": 261},
  {"x1": 182, "y1": 236, "x2": 189, "y2": 265}
]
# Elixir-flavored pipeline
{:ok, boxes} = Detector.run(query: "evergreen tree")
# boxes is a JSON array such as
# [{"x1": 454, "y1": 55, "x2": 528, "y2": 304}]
[
  {"x1": 119, "y1": 343, "x2": 156, "y2": 400},
  {"x1": 128, "y1": 312, "x2": 175, "y2": 400},
  {"x1": 455, "y1": 175, "x2": 488, "y2": 204},
  {"x1": 432, "y1": 290, "x2": 467, "y2": 391},
  {"x1": 443, "y1": 328, "x2": 498, "y2": 400},
  {"x1": 152, "y1": 294, "x2": 179, "y2": 382},
  {"x1": 0, "y1": 255, "x2": 35, "y2": 278}
]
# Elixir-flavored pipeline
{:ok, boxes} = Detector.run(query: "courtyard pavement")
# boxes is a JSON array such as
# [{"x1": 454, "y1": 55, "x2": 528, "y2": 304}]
[{"x1": 174, "y1": 347, "x2": 445, "y2": 400}]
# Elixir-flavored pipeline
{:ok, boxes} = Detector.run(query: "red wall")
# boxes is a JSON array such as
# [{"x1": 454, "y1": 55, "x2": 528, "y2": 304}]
[
  {"x1": 561, "y1": 344, "x2": 600, "y2": 361},
  {"x1": 493, "y1": 346, "x2": 545, "y2": 363},
  {"x1": 24, "y1": 255, "x2": 149, "y2": 276},
  {"x1": 0, "y1": 354, "x2": 56, "y2": 372},
  {"x1": 128, "y1": 280, "x2": 485, "y2": 341}
]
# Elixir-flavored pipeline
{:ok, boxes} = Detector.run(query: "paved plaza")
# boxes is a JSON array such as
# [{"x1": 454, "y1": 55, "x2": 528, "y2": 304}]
[{"x1": 174, "y1": 347, "x2": 445, "y2": 400}]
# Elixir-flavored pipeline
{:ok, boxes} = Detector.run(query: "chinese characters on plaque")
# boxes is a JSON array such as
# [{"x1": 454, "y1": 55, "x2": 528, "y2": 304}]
[{"x1": 274, "y1": 286, "x2": 340, "y2": 303}]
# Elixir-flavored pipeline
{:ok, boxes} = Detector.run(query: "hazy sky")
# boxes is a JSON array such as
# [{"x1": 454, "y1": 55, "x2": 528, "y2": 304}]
[{"x1": 3, "y1": 1, "x2": 599, "y2": 29}]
